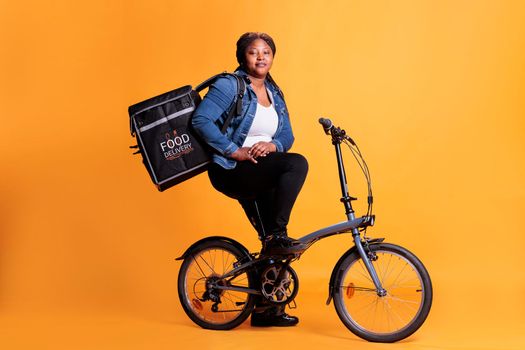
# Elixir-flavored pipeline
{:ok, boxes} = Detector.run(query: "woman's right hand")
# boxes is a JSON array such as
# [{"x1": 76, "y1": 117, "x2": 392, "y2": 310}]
[{"x1": 231, "y1": 147, "x2": 258, "y2": 164}]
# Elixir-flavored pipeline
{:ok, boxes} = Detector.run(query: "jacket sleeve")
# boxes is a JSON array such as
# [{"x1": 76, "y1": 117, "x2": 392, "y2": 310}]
[
  {"x1": 192, "y1": 76, "x2": 239, "y2": 157},
  {"x1": 271, "y1": 102, "x2": 295, "y2": 152}
]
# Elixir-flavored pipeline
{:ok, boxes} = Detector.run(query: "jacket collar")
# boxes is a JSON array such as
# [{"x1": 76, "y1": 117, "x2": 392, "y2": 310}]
[{"x1": 234, "y1": 68, "x2": 279, "y2": 96}]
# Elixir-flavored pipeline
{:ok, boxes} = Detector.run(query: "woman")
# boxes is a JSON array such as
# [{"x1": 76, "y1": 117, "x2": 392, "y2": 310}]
[{"x1": 192, "y1": 32, "x2": 308, "y2": 327}]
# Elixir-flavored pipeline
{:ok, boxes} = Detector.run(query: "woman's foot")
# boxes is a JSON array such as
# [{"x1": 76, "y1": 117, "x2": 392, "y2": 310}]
[
  {"x1": 251, "y1": 312, "x2": 299, "y2": 327},
  {"x1": 261, "y1": 234, "x2": 306, "y2": 256}
]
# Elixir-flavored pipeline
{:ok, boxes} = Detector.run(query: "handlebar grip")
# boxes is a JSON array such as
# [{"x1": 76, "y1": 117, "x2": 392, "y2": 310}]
[{"x1": 319, "y1": 117, "x2": 333, "y2": 134}]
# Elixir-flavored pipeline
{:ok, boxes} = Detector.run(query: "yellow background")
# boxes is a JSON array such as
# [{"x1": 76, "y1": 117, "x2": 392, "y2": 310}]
[{"x1": 1, "y1": 0, "x2": 524, "y2": 349}]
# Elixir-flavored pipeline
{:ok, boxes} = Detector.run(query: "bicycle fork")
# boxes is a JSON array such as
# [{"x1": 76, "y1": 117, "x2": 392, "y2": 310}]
[
  {"x1": 333, "y1": 129, "x2": 386, "y2": 297},
  {"x1": 352, "y1": 229, "x2": 387, "y2": 297}
]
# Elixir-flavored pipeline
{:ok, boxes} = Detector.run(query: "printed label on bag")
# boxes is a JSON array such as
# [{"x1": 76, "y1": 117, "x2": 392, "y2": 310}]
[{"x1": 160, "y1": 129, "x2": 193, "y2": 160}]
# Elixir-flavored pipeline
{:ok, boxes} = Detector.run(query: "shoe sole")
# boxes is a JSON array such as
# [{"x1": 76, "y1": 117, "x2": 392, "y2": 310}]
[{"x1": 250, "y1": 321, "x2": 299, "y2": 327}]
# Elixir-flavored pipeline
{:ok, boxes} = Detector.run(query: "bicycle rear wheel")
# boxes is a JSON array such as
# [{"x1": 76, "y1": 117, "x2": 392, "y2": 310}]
[
  {"x1": 333, "y1": 243, "x2": 432, "y2": 342},
  {"x1": 177, "y1": 240, "x2": 255, "y2": 330}
]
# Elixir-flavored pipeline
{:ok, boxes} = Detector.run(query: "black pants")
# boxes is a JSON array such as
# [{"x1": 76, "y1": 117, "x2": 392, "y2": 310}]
[
  {"x1": 208, "y1": 152, "x2": 308, "y2": 239},
  {"x1": 208, "y1": 152, "x2": 308, "y2": 315}
]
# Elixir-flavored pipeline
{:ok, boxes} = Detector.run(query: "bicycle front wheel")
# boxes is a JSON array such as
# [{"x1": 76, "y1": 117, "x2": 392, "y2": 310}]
[
  {"x1": 177, "y1": 240, "x2": 255, "y2": 330},
  {"x1": 333, "y1": 243, "x2": 432, "y2": 342}
]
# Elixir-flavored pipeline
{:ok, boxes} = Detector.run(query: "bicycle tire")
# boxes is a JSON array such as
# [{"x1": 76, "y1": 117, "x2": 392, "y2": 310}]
[
  {"x1": 177, "y1": 239, "x2": 256, "y2": 330},
  {"x1": 333, "y1": 243, "x2": 432, "y2": 342}
]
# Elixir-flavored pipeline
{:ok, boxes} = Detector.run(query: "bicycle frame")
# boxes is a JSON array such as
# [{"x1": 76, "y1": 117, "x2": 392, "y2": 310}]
[
  {"x1": 296, "y1": 129, "x2": 386, "y2": 296},
  {"x1": 177, "y1": 120, "x2": 433, "y2": 341},
  {"x1": 210, "y1": 126, "x2": 387, "y2": 297}
]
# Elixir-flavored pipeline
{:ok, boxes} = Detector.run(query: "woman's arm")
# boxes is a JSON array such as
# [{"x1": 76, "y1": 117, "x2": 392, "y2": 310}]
[{"x1": 192, "y1": 76, "x2": 240, "y2": 157}]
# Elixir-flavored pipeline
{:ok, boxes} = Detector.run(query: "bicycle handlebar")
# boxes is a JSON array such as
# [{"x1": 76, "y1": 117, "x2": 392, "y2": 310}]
[
  {"x1": 318, "y1": 117, "x2": 356, "y2": 145},
  {"x1": 318, "y1": 117, "x2": 333, "y2": 135}
]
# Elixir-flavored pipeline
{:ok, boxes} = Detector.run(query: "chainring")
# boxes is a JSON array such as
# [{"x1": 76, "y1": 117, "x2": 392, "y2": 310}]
[{"x1": 260, "y1": 263, "x2": 299, "y2": 305}]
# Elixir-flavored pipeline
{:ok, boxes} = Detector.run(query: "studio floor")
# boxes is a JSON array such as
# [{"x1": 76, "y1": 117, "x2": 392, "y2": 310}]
[{"x1": 2, "y1": 288, "x2": 524, "y2": 350}]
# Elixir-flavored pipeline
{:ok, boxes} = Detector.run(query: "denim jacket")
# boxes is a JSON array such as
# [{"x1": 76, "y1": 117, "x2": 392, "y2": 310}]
[{"x1": 192, "y1": 69, "x2": 294, "y2": 169}]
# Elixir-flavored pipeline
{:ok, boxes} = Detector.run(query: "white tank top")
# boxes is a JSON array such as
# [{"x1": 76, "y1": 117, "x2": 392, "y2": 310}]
[{"x1": 242, "y1": 102, "x2": 279, "y2": 147}]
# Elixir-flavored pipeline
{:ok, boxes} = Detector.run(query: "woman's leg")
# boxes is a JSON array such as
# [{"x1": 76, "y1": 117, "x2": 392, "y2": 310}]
[
  {"x1": 208, "y1": 152, "x2": 308, "y2": 235},
  {"x1": 238, "y1": 190, "x2": 275, "y2": 240},
  {"x1": 208, "y1": 153, "x2": 307, "y2": 326}
]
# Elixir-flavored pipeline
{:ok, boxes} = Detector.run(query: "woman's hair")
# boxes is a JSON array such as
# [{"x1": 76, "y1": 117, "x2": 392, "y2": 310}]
[
  {"x1": 236, "y1": 32, "x2": 276, "y2": 67},
  {"x1": 235, "y1": 32, "x2": 283, "y2": 97}
]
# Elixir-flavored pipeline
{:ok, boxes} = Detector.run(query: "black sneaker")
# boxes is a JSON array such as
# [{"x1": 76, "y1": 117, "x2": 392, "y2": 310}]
[
  {"x1": 251, "y1": 312, "x2": 299, "y2": 327},
  {"x1": 261, "y1": 235, "x2": 306, "y2": 256}
]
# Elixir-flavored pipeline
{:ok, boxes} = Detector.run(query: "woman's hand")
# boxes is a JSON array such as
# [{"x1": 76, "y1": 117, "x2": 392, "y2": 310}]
[
  {"x1": 248, "y1": 141, "x2": 276, "y2": 158},
  {"x1": 231, "y1": 142, "x2": 276, "y2": 163},
  {"x1": 231, "y1": 147, "x2": 258, "y2": 164}
]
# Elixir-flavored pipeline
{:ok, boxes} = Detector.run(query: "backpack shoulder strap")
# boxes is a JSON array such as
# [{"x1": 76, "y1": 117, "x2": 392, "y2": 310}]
[
  {"x1": 220, "y1": 73, "x2": 246, "y2": 133},
  {"x1": 194, "y1": 72, "x2": 246, "y2": 95},
  {"x1": 194, "y1": 72, "x2": 224, "y2": 92},
  {"x1": 194, "y1": 72, "x2": 246, "y2": 134}
]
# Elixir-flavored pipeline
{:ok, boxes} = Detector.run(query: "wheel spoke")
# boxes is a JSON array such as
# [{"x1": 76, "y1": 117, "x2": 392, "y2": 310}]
[
  {"x1": 388, "y1": 260, "x2": 410, "y2": 288},
  {"x1": 383, "y1": 297, "x2": 407, "y2": 329},
  {"x1": 381, "y1": 253, "x2": 395, "y2": 283},
  {"x1": 231, "y1": 275, "x2": 248, "y2": 284},
  {"x1": 339, "y1": 285, "x2": 376, "y2": 292},
  {"x1": 221, "y1": 250, "x2": 226, "y2": 274},
  {"x1": 356, "y1": 260, "x2": 374, "y2": 284},
  {"x1": 387, "y1": 295, "x2": 420, "y2": 305},
  {"x1": 222, "y1": 292, "x2": 236, "y2": 305},
  {"x1": 179, "y1": 244, "x2": 254, "y2": 329},
  {"x1": 199, "y1": 254, "x2": 217, "y2": 276},
  {"x1": 210, "y1": 250, "x2": 217, "y2": 274},
  {"x1": 223, "y1": 251, "x2": 232, "y2": 275},
  {"x1": 190, "y1": 255, "x2": 205, "y2": 277},
  {"x1": 334, "y1": 246, "x2": 431, "y2": 341},
  {"x1": 375, "y1": 253, "x2": 387, "y2": 282}
]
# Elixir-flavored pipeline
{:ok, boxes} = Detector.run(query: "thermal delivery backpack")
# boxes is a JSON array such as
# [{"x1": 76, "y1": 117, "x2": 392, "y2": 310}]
[{"x1": 128, "y1": 73, "x2": 245, "y2": 191}]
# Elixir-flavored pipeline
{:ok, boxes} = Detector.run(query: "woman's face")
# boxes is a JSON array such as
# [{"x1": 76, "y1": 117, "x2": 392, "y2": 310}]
[{"x1": 244, "y1": 38, "x2": 274, "y2": 79}]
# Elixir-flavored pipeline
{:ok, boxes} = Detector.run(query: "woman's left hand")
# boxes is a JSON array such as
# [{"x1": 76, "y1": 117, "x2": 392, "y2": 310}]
[{"x1": 248, "y1": 141, "x2": 276, "y2": 158}]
